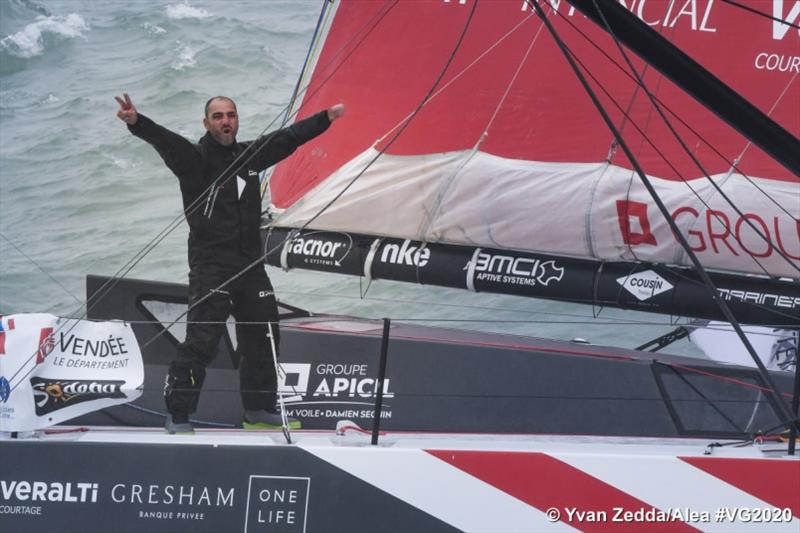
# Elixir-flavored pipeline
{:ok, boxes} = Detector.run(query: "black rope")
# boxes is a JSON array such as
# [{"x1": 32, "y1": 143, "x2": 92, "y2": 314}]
[
  {"x1": 658, "y1": 361, "x2": 746, "y2": 433},
  {"x1": 8, "y1": 0, "x2": 402, "y2": 392},
  {"x1": 588, "y1": 0, "x2": 799, "y2": 277},
  {"x1": 542, "y1": 3, "x2": 800, "y2": 322},
  {"x1": 547, "y1": 3, "x2": 799, "y2": 277},
  {"x1": 0, "y1": 232, "x2": 82, "y2": 305},
  {"x1": 89, "y1": 1, "x2": 401, "y2": 329},
  {"x1": 528, "y1": 0, "x2": 795, "y2": 430},
  {"x1": 553, "y1": 7, "x2": 800, "y2": 215},
  {"x1": 141, "y1": 0, "x2": 480, "y2": 351},
  {"x1": 721, "y1": 0, "x2": 800, "y2": 30}
]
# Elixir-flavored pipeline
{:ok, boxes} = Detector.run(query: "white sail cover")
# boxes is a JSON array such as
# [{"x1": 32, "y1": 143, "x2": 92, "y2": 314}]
[
  {"x1": 270, "y1": 0, "x2": 799, "y2": 279},
  {"x1": 0, "y1": 314, "x2": 143, "y2": 432}
]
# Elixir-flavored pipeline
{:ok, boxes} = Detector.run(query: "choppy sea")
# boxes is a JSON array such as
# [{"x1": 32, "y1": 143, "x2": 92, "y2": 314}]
[{"x1": 0, "y1": 0, "x2": 702, "y2": 356}]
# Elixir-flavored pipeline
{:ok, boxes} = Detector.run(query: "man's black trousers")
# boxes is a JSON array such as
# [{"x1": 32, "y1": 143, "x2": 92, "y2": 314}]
[{"x1": 165, "y1": 263, "x2": 280, "y2": 417}]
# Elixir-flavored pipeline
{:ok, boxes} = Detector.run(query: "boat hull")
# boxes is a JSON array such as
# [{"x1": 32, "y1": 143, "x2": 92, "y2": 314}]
[
  {"x1": 81, "y1": 275, "x2": 794, "y2": 439},
  {"x1": 2, "y1": 430, "x2": 798, "y2": 532}
]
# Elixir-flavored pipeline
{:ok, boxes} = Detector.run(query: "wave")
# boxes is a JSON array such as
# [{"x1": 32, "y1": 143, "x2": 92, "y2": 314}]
[
  {"x1": 0, "y1": 13, "x2": 89, "y2": 58},
  {"x1": 171, "y1": 41, "x2": 198, "y2": 70},
  {"x1": 8, "y1": 0, "x2": 51, "y2": 18},
  {"x1": 165, "y1": 2, "x2": 212, "y2": 20},
  {"x1": 142, "y1": 22, "x2": 167, "y2": 36}
]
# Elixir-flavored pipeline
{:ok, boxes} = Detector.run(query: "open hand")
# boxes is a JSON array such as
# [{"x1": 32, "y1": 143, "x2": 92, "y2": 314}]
[{"x1": 115, "y1": 93, "x2": 138, "y2": 125}]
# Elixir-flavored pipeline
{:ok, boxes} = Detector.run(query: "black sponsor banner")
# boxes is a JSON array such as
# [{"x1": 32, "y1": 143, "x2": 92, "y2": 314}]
[
  {"x1": 263, "y1": 227, "x2": 368, "y2": 275},
  {"x1": 264, "y1": 228, "x2": 799, "y2": 325},
  {"x1": 594, "y1": 264, "x2": 800, "y2": 326},
  {"x1": 468, "y1": 249, "x2": 593, "y2": 301},
  {"x1": 30, "y1": 378, "x2": 125, "y2": 416},
  {"x1": 0, "y1": 441, "x2": 458, "y2": 533},
  {"x1": 372, "y1": 238, "x2": 468, "y2": 288}
]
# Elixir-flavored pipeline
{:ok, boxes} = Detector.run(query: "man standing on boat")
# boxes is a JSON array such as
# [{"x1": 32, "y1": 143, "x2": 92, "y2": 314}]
[{"x1": 115, "y1": 93, "x2": 344, "y2": 434}]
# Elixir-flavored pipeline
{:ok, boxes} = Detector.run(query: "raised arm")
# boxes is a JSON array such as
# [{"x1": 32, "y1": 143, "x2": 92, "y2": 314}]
[
  {"x1": 115, "y1": 93, "x2": 200, "y2": 179},
  {"x1": 250, "y1": 104, "x2": 345, "y2": 171}
]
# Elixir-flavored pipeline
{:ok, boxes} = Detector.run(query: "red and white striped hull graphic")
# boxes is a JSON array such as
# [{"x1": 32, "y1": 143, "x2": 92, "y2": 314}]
[{"x1": 305, "y1": 441, "x2": 800, "y2": 532}]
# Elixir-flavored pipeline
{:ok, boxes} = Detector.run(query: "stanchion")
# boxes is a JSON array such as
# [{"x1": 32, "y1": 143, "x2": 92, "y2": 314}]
[{"x1": 371, "y1": 318, "x2": 391, "y2": 445}]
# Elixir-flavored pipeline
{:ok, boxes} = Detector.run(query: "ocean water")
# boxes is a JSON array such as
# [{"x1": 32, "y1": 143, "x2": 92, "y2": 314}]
[{"x1": 0, "y1": 0, "x2": 703, "y2": 356}]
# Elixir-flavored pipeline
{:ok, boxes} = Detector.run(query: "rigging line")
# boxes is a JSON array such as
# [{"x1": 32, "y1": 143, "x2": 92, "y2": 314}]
[
  {"x1": 119, "y1": 387, "x2": 779, "y2": 403},
  {"x1": 549, "y1": 41, "x2": 781, "y2": 281},
  {"x1": 593, "y1": 8, "x2": 800, "y2": 280},
  {"x1": 77, "y1": 317, "x2": 704, "y2": 327},
  {"x1": 699, "y1": 324, "x2": 792, "y2": 337},
  {"x1": 286, "y1": 0, "x2": 398, "y2": 119},
  {"x1": 7, "y1": 1, "x2": 405, "y2": 392},
  {"x1": 84, "y1": 1, "x2": 401, "y2": 326},
  {"x1": 608, "y1": 0, "x2": 676, "y2": 150},
  {"x1": 119, "y1": 403, "x2": 238, "y2": 429},
  {"x1": 616, "y1": 70, "x2": 667, "y2": 259},
  {"x1": 321, "y1": 317, "x2": 693, "y2": 326},
  {"x1": 114, "y1": 1, "x2": 401, "y2": 269},
  {"x1": 565, "y1": 52, "x2": 785, "y2": 283},
  {"x1": 553, "y1": 10, "x2": 799, "y2": 219},
  {"x1": 551, "y1": 15, "x2": 798, "y2": 279},
  {"x1": 263, "y1": 0, "x2": 399, "y2": 198},
  {"x1": 0, "y1": 232, "x2": 82, "y2": 306},
  {"x1": 418, "y1": 9, "x2": 546, "y2": 242},
  {"x1": 291, "y1": 0, "x2": 480, "y2": 233},
  {"x1": 378, "y1": 12, "x2": 536, "y2": 143},
  {"x1": 609, "y1": 6, "x2": 676, "y2": 260},
  {"x1": 529, "y1": 0, "x2": 796, "y2": 430},
  {"x1": 83, "y1": 112, "x2": 297, "y2": 320},
  {"x1": 588, "y1": 0, "x2": 800, "y2": 277},
  {"x1": 550, "y1": 5, "x2": 800, "y2": 277},
  {"x1": 651, "y1": 264, "x2": 800, "y2": 325},
  {"x1": 663, "y1": 363, "x2": 746, "y2": 434},
  {"x1": 743, "y1": 389, "x2": 764, "y2": 433},
  {"x1": 131, "y1": 2, "x2": 408, "y2": 353},
  {"x1": 103, "y1": 313, "x2": 791, "y2": 332},
  {"x1": 140, "y1": 259, "x2": 264, "y2": 351},
  {"x1": 144, "y1": 0, "x2": 480, "y2": 351},
  {"x1": 276, "y1": 289, "x2": 692, "y2": 324},
  {"x1": 721, "y1": 0, "x2": 800, "y2": 30},
  {"x1": 264, "y1": 0, "x2": 332, "y2": 199},
  {"x1": 282, "y1": 0, "x2": 334, "y2": 126},
  {"x1": 731, "y1": 71, "x2": 799, "y2": 177},
  {"x1": 572, "y1": 2, "x2": 800, "y2": 178},
  {"x1": 656, "y1": 360, "x2": 795, "y2": 399}
]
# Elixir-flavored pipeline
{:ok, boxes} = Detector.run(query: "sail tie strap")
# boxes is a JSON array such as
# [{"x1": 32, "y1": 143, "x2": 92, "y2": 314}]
[
  {"x1": 465, "y1": 248, "x2": 482, "y2": 292},
  {"x1": 280, "y1": 229, "x2": 300, "y2": 271},
  {"x1": 364, "y1": 238, "x2": 383, "y2": 283}
]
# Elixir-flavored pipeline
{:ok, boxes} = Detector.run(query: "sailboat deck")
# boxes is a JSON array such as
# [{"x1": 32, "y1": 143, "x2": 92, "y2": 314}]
[{"x1": 5, "y1": 424, "x2": 794, "y2": 459}]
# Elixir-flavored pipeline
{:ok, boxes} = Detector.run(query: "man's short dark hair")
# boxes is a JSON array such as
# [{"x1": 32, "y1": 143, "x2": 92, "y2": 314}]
[{"x1": 204, "y1": 96, "x2": 237, "y2": 118}]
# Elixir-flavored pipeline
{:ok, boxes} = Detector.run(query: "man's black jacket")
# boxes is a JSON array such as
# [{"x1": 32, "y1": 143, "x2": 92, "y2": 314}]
[{"x1": 129, "y1": 112, "x2": 330, "y2": 269}]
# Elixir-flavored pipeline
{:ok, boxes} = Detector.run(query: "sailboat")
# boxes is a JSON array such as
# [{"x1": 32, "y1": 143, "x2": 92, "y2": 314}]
[{"x1": 3, "y1": 1, "x2": 798, "y2": 531}]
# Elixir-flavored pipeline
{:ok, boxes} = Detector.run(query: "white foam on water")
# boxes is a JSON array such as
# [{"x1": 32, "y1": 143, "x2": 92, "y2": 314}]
[
  {"x1": 142, "y1": 22, "x2": 167, "y2": 35},
  {"x1": 165, "y1": 2, "x2": 212, "y2": 20},
  {"x1": 104, "y1": 153, "x2": 133, "y2": 170},
  {"x1": 0, "y1": 14, "x2": 89, "y2": 58},
  {"x1": 171, "y1": 41, "x2": 197, "y2": 70}
]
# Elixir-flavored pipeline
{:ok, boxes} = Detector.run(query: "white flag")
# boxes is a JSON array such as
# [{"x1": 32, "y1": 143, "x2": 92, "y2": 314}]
[{"x1": 0, "y1": 313, "x2": 143, "y2": 432}]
